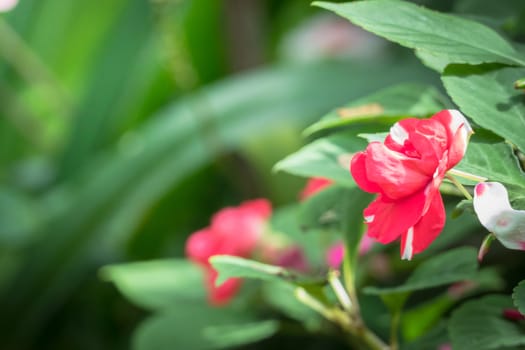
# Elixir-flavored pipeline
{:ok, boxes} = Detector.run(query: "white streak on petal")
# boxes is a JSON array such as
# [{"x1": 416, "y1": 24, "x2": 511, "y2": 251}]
[
  {"x1": 389, "y1": 122, "x2": 408, "y2": 145},
  {"x1": 365, "y1": 215, "x2": 374, "y2": 223},
  {"x1": 401, "y1": 227, "x2": 414, "y2": 260},
  {"x1": 448, "y1": 109, "x2": 472, "y2": 134}
]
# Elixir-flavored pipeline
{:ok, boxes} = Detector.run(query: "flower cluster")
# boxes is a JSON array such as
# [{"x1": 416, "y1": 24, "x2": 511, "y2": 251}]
[
  {"x1": 350, "y1": 110, "x2": 472, "y2": 260},
  {"x1": 185, "y1": 199, "x2": 271, "y2": 305}
]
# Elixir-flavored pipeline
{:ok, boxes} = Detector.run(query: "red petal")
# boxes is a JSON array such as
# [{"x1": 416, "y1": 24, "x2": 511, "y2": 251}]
[
  {"x1": 206, "y1": 268, "x2": 242, "y2": 306},
  {"x1": 300, "y1": 178, "x2": 333, "y2": 200},
  {"x1": 185, "y1": 228, "x2": 219, "y2": 266},
  {"x1": 365, "y1": 142, "x2": 431, "y2": 200},
  {"x1": 400, "y1": 193, "x2": 446, "y2": 259},
  {"x1": 364, "y1": 190, "x2": 427, "y2": 244},
  {"x1": 350, "y1": 151, "x2": 382, "y2": 193}
]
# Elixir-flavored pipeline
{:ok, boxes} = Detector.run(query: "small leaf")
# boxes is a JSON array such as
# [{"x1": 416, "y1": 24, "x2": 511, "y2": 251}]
[
  {"x1": 449, "y1": 295, "x2": 525, "y2": 350},
  {"x1": 315, "y1": 0, "x2": 525, "y2": 66},
  {"x1": 202, "y1": 320, "x2": 279, "y2": 348},
  {"x1": 210, "y1": 255, "x2": 303, "y2": 285},
  {"x1": 304, "y1": 83, "x2": 447, "y2": 137},
  {"x1": 100, "y1": 259, "x2": 205, "y2": 310},
  {"x1": 512, "y1": 280, "x2": 525, "y2": 315},
  {"x1": 364, "y1": 247, "x2": 478, "y2": 295}
]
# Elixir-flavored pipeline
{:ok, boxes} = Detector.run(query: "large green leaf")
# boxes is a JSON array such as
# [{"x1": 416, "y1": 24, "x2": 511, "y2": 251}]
[
  {"x1": 512, "y1": 280, "x2": 525, "y2": 315},
  {"x1": 274, "y1": 131, "x2": 365, "y2": 186},
  {"x1": 443, "y1": 65, "x2": 525, "y2": 152},
  {"x1": 455, "y1": 142, "x2": 525, "y2": 188},
  {"x1": 100, "y1": 259, "x2": 205, "y2": 311},
  {"x1": 304, "y1": 83, "x2": 448, "y2": 137},
  {"x1": 449, "y1": 295, "x2": 525, "y2": 350},
  {"x1": 364, "y1": 247, "x2": 478, "y2": 295},
  {"x1": 315, "y1": 0, "x2": 525, "y2": 66},
  {"x1": 133, "y1": 302, "x2": 278, "y2": 350}
]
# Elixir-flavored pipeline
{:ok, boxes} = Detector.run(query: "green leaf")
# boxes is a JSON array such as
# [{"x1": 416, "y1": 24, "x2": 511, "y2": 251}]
[
  {"x1": 100, "y1": 259, "x2": 205, "y2": 310},
  {"x1": 304, "y1": 83, "x2": 447, "y2": 137},
  {"x1": 455, "y1": 142, "x2": 525, "y2": 189},
  {"x1": 133, "y1": 302, "x2": 277, "y2": 350},
  {"x1": 449, "y1": 295, "x2": 525, "y2": 350},
  {"x1": 512, "y1": 280, "x2": 525, "y2": 315},
  {"x1": 443, "y1": 65, "x2": 525, "y2": 152},
  {"x1": 274, "y1": 131, "x2": 365, "y2": 186},
  {"x1": 364, "y1": 247, "x2": 478, "y2": 295},
  {"x1": 315, "y1": 0, "x2": 525, "y2": 66},
  {"x1": 210, "y1": 255, "x2": 303, "y2": 285}
]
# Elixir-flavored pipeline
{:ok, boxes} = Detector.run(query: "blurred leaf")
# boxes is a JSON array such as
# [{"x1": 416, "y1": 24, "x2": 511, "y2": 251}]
[
  {"x1": 298, "y1": 185, "x2": 371, "y2": 267},
  {"x1": 449, "y1": 295, "x2": 525, "y2": 350},
  {"x1": 133, "y1": 302, "x2": 276, "y2": 350},
  {"x1": 304, "y1": 83, "x2": 448, "y2": 137},
  {"x1": 402, "y1": 322, "x2": 449, "y2": 350},
  {"x1": 261, "y1": 281, "x2": 323, "y2": 330},
  {"x1": 100, "y1": 259, "x2": 205, "y2": 311},
  {"x1": 274, "y1": 131, "x2": 365, "y2": 186},
  {"x1": 364, "y1": 247, "x2": 478, "y2": 295},
  {"x1": 443, "y1": 65, "x2": 525, "y2": 153},
  {"x1": 512, "y1": 280, "x2": 525, "y2": 315},
  {"x1": 401, "y1": 268, "x2": 505, "y2": 341},
  {"x1": 211, "y1": 255, "x2": 305, "y2": 285},
  {"x1": 315, "y1": 0, "x2": 525, "y2": 66}
]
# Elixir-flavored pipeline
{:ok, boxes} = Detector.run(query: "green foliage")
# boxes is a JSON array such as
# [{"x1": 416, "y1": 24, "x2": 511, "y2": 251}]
[
  {"x1": 100, "y1": 259, "x2": 205, "y2": 310},
  {"x1": 512, "y1": 280, "x2": 525, "y2": 315},
  {"x1": 315, "y1": 0, "x2": 525, "y2": 66},
  {"x1": 449, "y1": 295, "x2": 525, "y2": 350},
  {"x1": 365, "y1": 247, "x2": 478, "y2": 296}
]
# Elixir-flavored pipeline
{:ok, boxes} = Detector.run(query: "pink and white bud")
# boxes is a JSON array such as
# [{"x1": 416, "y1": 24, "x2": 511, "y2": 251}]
[{"x1": 473, "y1": 182, "x2": 525, "y2": 251}]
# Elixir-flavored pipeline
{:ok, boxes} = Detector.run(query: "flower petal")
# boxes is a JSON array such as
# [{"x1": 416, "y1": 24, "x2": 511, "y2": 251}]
[
  {"x1": 432, "y1": 109, "x2": 472, "y2": 168},
  {"x1": 365, "y1": 142, "x2": 431, "y2": 199},
  {"x1": 185, "y1": 228, "x2": 220, "y2": 266},
  {"x1": 206, "y1": 268, "x2": 243, "y2": 306},
  {"x1": 364, "y1": 190, "x2": 427, "y2": 244},
  {"x1": 400, "y1": 192, "x2": 446, "y2": 260},
  {"x1": 350, "y1": 151, "x2": 382, "y2": 193},
  {"x1": 474, "y1": 182, "x2": 525, "y2": 250}
]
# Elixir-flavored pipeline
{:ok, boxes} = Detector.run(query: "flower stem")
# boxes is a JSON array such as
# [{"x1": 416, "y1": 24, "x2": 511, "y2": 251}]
[
  {"x1": 445, "y1": 174, "x2": 473, "y2": 200},
  {"x1": 328, "y1": 269, "x2": 353, "y2": 312},
  {"x1": 447, "y1": 169, "x2": 488, "y2": 183}
]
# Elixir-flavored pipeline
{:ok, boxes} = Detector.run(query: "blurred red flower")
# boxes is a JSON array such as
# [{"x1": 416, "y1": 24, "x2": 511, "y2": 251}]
[
  {"x1": 185, "y1": 199, "x2": 271, "y2": 305},
  {"x1": 350, "y1": 110, "x2": 472, "y2": 260}
]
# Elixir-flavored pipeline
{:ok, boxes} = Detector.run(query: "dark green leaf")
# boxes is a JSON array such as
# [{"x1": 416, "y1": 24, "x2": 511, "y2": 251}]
[
  {"x1": 315, "y1": 0, "x2": 525, "y2": 66},
  {"x1": 512, "y1": 280, "x2": 525, "y2": 315},
  {"x1": 364, "y1": 247, "x2": 478, "y2": 295},
  {"x1": 133, "y1": 302, "x2": 276, "y2": 350},
  {"x1": 443, "y1": 65, "x2": 525, "y2": 152},
  {"x1": 449, "y1": 295, "x2": 525, "y2": 350}
]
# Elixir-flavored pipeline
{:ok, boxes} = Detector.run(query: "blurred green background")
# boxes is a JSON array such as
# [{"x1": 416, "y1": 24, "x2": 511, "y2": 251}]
[{"x1": 0, "y1": 0, "x2": 479, "y2": 349}]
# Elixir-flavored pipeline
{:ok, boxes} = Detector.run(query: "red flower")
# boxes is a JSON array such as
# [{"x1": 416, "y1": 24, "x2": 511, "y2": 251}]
[
  {"x1": 185, "y1": 199, "x2": 272, "y2": 305},
  {"x1": 350, "y1": 110, "x2": 472, "y2": 260},
  {"x1": 300, "y1": 177, "x2": 333, "y2": 200}
]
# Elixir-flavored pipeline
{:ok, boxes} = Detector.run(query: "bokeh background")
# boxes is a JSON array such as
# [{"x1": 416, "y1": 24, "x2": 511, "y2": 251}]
[{"x1": 0, "y1": 0, "x2": 498, "y2": 349}]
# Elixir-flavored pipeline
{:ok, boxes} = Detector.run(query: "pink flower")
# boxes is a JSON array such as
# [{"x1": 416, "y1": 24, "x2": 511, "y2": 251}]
[
  {"x1": 350, "y1": 110, "x2": 472, "y2": 260},
  {"x1": 300, "y1": 177, "x2": 333, "y2": 201},
  {"x1": 325, "y1": 236, "x2": 374, "y2": 268},
  {"x1": 0, "y1": 0, "x2": 17, "y2": 12},
  {"x1": 474, "y1": 182, "x2": 525, "y2": 250},
  {"x1": 185, "y1": 199, "x2": 272, "y2": 305},
  {"x1": 503, "y1": 308, "x2": 525, "y2": 321}
]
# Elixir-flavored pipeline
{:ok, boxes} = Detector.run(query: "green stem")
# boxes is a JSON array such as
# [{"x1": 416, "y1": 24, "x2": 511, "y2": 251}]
[
  {"x1": 445, "y1": 174, "x2": 472, "y2": 200},
  {"x1": 328, "y1": 269, "x2": 353, "y2": 312},
  {"x1": 389, "y1": 309, "x2": 401, "y2": 350},
  {"x1": 447, "y1": 168, "x2": 487, "y2": 183}
]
